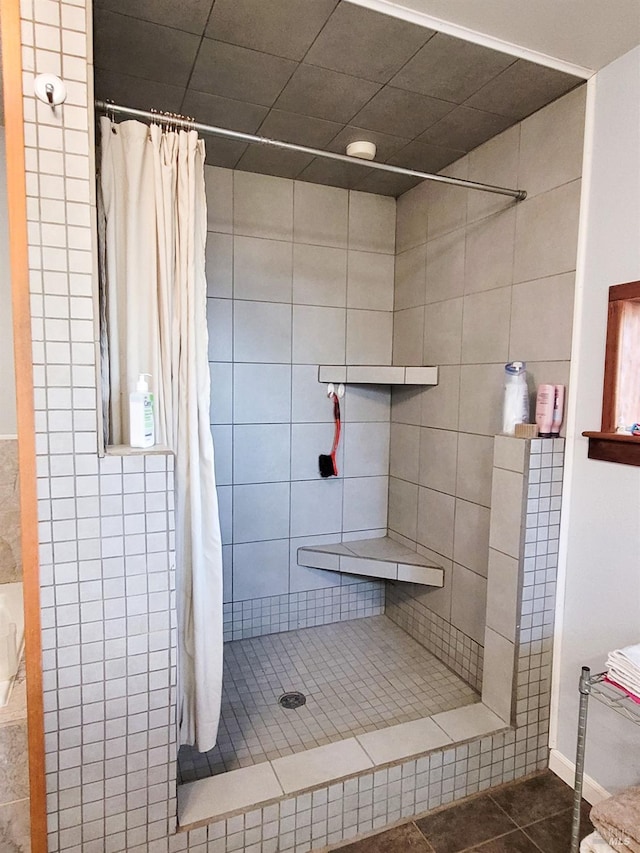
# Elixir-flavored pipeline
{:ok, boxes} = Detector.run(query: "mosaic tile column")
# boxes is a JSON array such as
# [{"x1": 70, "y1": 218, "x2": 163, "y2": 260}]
[{"x1": 483, "y1": 436, "x2": 564, "y2": 726}]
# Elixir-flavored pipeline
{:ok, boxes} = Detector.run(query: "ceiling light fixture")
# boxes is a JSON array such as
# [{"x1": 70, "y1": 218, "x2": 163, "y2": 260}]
[{"x1": 346, "y1": 140, "x2": 377, "y2": 161}]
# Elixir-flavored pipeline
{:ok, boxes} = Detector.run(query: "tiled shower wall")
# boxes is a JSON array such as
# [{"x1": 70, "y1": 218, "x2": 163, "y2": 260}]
[
  {"x1": 205, "y1": 167, "x2": 395, "y2": 639},
  {"x1": 386, "y1": 85, "x2": 585, "y2": 684}
]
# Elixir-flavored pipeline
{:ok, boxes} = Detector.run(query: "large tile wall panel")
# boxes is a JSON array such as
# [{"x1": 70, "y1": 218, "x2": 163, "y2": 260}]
[
  {"x1": 388, "y1": 85, "x2": 585, "y2": 686},
  {"x1": 206, "y1": 169, "x2": 396, "y2": 639}
]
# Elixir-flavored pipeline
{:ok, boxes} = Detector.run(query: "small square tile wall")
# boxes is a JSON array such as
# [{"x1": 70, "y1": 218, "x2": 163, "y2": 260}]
[
  {"x1": 386, "y1": 581, "x2": 484, "y2": 691},
  {"x1": 207, "y1": 167, "x2": 395, "y2": 638},
  {"x1": 20, "y1": 1, "x2": 178, "y2": 850},
  {"x1": 222, "y1": 580, "x2": 385, "y2": 641},
  {"x1": 387, "y1": 84, "x2": 584, "y2": 689}
]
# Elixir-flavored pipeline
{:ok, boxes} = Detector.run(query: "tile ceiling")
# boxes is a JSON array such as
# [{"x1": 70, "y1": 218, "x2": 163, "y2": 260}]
[{"x1": 93, "y1": 0, "x2": 584, "y2": 197}]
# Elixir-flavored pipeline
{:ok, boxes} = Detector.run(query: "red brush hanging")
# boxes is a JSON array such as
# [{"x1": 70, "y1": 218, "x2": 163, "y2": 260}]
[{"x1": 319, "y1": 390, "x2": 342, "y2": 478}]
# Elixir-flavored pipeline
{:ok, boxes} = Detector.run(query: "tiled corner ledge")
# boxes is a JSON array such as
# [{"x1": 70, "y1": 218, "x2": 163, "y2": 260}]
[
  {"x1": 297, "y1": 536, "x2": 444, "y2": 587},
  {"x1": 177, "y1": 703, "x2": 506, "y2": 832},
  {"x1": 318, "y1": 366, "x2": 438, "y2": 385}
]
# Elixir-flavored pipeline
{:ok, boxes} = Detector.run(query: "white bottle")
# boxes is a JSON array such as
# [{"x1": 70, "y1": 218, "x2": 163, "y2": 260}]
[
  {"x1": 0, "y1": 594, "x2": 18, "y2": 682},
  {"x1": 502, "y1": 361, "x2": 530, "y2": 434},
  {"x1": 129, "y1": 373, "x2": 155, "y2": 448}
]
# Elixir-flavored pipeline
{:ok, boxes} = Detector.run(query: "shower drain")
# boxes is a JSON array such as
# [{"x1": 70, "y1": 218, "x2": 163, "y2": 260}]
[{"x1": 278, "y1": 691, "x2": 306, "y2": 710}]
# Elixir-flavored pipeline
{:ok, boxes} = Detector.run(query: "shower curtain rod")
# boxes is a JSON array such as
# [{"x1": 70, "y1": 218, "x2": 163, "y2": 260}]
[{"x1": 95, "y1": 100, "x2": 527, "y2": 201}]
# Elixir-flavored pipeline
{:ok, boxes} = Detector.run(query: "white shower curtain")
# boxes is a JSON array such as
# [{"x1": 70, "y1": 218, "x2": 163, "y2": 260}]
[{"x1": 100, "y1": 116, "x2": 223, "y2": 752}]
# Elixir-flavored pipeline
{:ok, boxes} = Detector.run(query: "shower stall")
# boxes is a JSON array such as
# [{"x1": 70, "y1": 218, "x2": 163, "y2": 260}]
[
  {"x1": 18, "y1": 0, "x2": 587, "y2": 845},
  {"x1": 173, "y1": 74, "x2": 583, "y2": 818},
  {"x1": 176, "y1": 166, "x2": 473, "y2": 787}
]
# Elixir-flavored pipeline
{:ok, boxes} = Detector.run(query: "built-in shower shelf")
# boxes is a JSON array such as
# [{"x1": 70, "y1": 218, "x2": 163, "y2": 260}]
[
  {"x1": 318, "y1": 366, "x2": 438, "y2": 385},
  {"x1": 297, "y1": 536, "x2": 444, "y2": 587}
]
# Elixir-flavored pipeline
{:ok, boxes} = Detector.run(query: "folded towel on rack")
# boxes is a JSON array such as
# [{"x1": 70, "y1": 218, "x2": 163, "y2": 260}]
[
  {"x1": 604, "y1": 675, "x2": 640, "y2": 705},
  {"x1": 591, "y1": 786, "x2": 640, "y2": 853},
  {"x1": 606, "y1": 644, "x2": 640, "y2": 700},
  {"x1": 580, "y1": 831, "x2": 618, "y2": 852}
]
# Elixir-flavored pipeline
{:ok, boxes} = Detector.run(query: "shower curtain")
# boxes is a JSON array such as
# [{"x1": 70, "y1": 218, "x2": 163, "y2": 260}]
[{"x1": 99, "y1": 116, "x2": 223, "y2": 752}]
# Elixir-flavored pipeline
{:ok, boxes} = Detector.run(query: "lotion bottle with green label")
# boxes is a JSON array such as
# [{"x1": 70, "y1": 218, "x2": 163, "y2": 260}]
[{"x1": 130, "y1": 373, "x2": 155, "y2": 448}]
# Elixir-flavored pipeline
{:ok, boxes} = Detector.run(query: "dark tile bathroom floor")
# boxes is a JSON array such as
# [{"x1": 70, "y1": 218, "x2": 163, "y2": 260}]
[
  {"x1": 334, "y1": 771, "x2": 593, "y2": 852},
  {"x1": 179, "y1": 615, "x2": 478, "y2": 782}
]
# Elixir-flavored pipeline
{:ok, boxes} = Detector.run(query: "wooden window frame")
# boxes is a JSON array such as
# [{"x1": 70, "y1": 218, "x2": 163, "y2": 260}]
[{"x1": 583, "y1": 281, "x2": 640, "y2": 466}]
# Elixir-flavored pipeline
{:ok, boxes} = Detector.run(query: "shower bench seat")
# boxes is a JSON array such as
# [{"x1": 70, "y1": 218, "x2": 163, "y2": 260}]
[{"x1": 297, "y1": 536, "x2": 444, "y2": 587}]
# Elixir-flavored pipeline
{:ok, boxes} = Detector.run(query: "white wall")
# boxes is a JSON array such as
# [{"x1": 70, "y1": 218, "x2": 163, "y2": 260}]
[
  {"x1": 553, "y1": 46, "x2": 640, "y2": 793},
  {"x1": 348, "y1": 0, "x2": 640, "y2": 73},
  {"x1": 0, "y1": 127, "x2": 16, "y2": 436}
]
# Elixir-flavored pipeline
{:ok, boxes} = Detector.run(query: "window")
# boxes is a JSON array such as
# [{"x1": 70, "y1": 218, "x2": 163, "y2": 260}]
[{"x1": 583, "y1": 280, "x2": 640, "y2": 465}]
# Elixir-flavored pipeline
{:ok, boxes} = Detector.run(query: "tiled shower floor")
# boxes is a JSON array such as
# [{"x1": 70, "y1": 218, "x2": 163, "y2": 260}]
[{"x1": 178, "y1": 615, "x2": 478, "y2": 784}]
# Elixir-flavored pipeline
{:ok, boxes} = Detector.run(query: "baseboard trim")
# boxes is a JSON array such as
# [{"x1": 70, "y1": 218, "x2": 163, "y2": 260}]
[{"x1": 549, "y1": 749, "x2": 610, "y2": 805}]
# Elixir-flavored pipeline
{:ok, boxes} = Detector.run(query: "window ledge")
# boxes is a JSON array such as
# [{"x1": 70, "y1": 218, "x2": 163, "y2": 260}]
[
  {"x1": 105, "y1": 444, "x2": 173, "y2": 457},
  {"x1": 583, "y1": 431, "x2": 640, "y2": 466}
]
